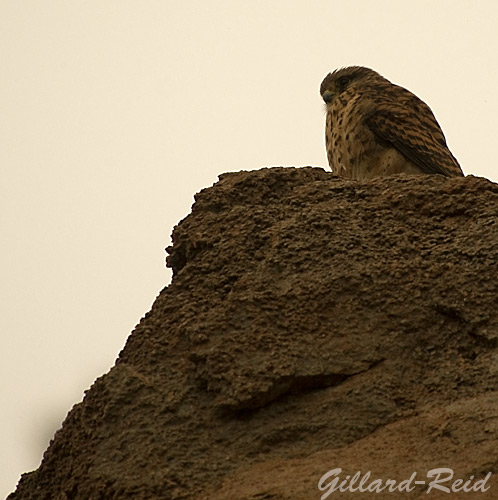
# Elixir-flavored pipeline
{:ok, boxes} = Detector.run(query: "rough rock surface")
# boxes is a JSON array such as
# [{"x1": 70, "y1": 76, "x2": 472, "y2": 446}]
[{"x1": 9, "y1": 167, "x2": 498, "y2": 499}]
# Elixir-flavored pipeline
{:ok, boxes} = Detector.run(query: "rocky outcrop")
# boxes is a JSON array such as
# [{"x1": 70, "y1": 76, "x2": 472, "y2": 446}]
[{"x1": 9, "y1": 167, "x2": 498, "y2": 499}]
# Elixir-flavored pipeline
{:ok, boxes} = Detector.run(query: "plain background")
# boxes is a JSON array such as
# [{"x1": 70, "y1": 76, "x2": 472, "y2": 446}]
[{"x1": 1, "y1": 1, "x2": 497, "y2": 496}]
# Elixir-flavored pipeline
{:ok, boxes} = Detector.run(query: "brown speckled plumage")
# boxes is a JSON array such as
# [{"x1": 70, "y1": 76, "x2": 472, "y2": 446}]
[{"x1": 320, "y1": 66, "x2": 463, "y2": 179}]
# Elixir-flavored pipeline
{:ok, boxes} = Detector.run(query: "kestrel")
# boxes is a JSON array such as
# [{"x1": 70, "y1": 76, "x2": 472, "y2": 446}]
[{"x1": 320, "y1": 66, "x2": 464, "y2": 179}]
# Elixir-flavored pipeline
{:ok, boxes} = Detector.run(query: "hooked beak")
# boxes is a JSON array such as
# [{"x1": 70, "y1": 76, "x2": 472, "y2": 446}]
[{"x1": 322, "y1": 90, "x2": 334, "y2": 103}]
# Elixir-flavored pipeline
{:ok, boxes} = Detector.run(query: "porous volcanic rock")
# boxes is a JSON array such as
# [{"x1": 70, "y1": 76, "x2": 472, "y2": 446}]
[{"x1": 9, "y1": 167, "x2": 498, "y2": 499}]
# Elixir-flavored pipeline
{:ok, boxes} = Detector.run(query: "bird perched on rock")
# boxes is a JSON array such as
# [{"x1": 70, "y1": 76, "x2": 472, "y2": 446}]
[{"x1": 320, "y1": 66, "x2": 464, "y2": 179}]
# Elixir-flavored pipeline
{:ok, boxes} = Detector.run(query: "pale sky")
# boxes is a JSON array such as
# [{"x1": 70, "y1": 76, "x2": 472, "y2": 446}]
[{"x1": 1, "y1": 1, "x2": 497, "y2": 496}]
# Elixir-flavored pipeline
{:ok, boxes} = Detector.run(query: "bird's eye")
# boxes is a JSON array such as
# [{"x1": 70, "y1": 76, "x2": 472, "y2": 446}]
[{"x1": 338, "y1": 76, "x2": 350, "y2": 90}]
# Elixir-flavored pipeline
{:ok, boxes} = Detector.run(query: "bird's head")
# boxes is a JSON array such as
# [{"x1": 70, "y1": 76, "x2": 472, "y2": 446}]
[{"x1": 320, "y1": 66, "x2": 383, "y2": 107}]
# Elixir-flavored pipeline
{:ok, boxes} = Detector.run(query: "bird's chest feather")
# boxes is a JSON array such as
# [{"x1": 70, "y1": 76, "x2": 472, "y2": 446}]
[{"x1": 326, "y1": 93, "x2": 374, "y2": 176}]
